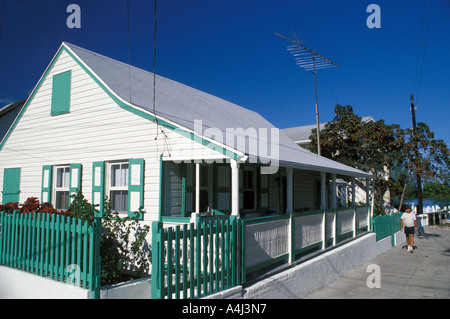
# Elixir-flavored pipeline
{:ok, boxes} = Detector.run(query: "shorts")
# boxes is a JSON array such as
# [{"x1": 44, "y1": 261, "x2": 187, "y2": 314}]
[{"x1": 404, "y1": 226, "x2": 415, "y2": 236}]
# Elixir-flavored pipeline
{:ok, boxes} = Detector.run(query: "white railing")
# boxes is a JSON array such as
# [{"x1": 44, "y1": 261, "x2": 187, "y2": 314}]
[
  {"x1": 245, "y1": 216, "x2": 290, "y2": 270},
  {"x1": 243, "y1": 205, "x2": 371, "y2": 274}
]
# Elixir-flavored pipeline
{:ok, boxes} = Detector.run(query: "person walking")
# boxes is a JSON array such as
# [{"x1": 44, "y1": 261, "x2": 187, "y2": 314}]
[{"x1": 400, "y1": 206, "x2": 418, "y2": 253}]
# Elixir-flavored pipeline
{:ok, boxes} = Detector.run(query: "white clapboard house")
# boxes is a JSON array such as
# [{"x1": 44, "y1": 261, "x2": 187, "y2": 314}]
[{"x1": 0, "y1": 42, "x2": 372, "y2": 226}]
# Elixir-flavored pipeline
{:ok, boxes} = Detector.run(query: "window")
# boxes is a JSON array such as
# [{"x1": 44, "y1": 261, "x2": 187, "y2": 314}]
[
  {"x1": 99, "y1": 159, "x2": 144, "y2": 218},
  {"x1": 54, "y1": 166, "x2": 70, "y2": 210},
  {"x1": 51, "y1": 70, "x2": 71, "y2": 116},
  {"x1": 243, "y1": 168, "x2": 256, "y2": 210},
  {"x1": 109, "y1": 162, "x2": 129, "y2": 213}
]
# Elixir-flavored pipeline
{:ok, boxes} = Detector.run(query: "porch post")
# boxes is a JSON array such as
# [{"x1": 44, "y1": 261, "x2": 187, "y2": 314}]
[
  {"x1": 352, "y1": 177, "x2": 357, "y2": 237},
  {"x1": 286, "y1": 167, "x2": 294, "y2": 263},
  {"x1": 286, "y1": 167, "x2": 293, "y2": 214},
  {"x1": 231, "y1": 159, "x2": 240, "y2": 218},
  {"x1": 321, "y1": 172, "x2": 327, "y2": 250},
  {"x1": 332, "y1": 173, "x2": 337, "y2": 245},
  {"x1": 195, "y1": 163, "x2": 200, "y2": 214}
]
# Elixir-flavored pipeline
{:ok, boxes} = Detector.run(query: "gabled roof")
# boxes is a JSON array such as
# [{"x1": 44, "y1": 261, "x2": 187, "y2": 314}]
[
  {"x1": 1, "y1": 42, "x2": 372, "y2": 178},
  {"x1": 64, "y1": 43, "x2": 371, "y2": 178},
  {"x1": 0, "y1": 99, "x2": 26, "y2": 143}
]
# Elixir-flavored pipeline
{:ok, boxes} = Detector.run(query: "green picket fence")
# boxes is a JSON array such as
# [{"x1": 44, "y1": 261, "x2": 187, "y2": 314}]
[
  {"x1": 0, "y1": 211, "x2": 101, "y2": 297},
  {"x1": 151, "y1": 217, "x2": 245, "y2": 299},
  {"x1": 372, "y1": 212, "x2": 402, "y2": 244}
]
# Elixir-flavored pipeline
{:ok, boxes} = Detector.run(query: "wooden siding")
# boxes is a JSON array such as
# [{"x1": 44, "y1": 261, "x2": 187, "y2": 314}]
[{"x1": 0, "y1": 50, "x2": 227, "y2": 221}]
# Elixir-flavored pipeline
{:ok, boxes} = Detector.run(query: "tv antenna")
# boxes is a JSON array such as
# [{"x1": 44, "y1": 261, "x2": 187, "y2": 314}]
[{"x1": 275, "y1": 31, "x2": 339, "y2": 156}]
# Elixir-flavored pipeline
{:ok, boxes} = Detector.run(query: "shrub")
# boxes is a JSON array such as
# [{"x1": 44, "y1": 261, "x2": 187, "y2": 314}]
[
  {"x1": 99, "y1": 199, "x2": 150, "y2": 285},
  {"x1": 67, "y1": 191, "x2": 151, "y2": 285},
  {"x1": 1, "y1": 192, "x2": 151, "y2": 286}
]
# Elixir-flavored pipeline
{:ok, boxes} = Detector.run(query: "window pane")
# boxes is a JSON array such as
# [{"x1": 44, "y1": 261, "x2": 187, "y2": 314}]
[
  {"x1": 243, "y1": 190, "x2": 255, "y2": 210},
  {"x1": 55, "y1": 191, "x2": 69, "y2": 210},
  {"x1": 63, "y1": 167, "x2": 70, "y2": 187},
  {"x1": 244, "y1": 170, "x2": 254, "y2": 189},
  {"x1": 200, "y1": 165, "x2": 208, "y2": 187},
  {"x1": 111, "y1": 164, "x2": 119, "y2": 187},
  {"x1": 111, "y1": 190, "x2": 128, "y2": 212},
  {"x1": 122, "y1": 164, "x2": 128, "y2": 187},
  {"x1": 111, "y1": 164, "x2": 128, "y2": 187},
  {"x1": 56, "y1": 167, "x2": 70, "y2": 188},
  {"x1": 57, "y1": 168, "x2": 64, "y2": 188}
]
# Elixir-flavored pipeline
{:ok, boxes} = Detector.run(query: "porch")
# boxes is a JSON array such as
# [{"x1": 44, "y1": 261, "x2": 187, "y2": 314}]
[{"x1": 159, "y1": 159, "x2": 373, "y2": 223}]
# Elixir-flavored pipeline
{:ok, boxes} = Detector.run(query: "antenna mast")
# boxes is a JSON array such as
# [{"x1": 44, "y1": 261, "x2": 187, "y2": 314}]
[{"x1": 276, "y1": 31, "x2": 339, "y2": 156}]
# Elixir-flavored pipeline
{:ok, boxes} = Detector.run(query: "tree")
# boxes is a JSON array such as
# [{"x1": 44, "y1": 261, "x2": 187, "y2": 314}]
[
  {"x1": 402, "y1": 122, "x2": 449, "y2": 212},
  {"x1": 306, "y1": 105, "x2": 404, "y2": 214},
  {"x1": 306, "y1": 105, "x2": 449, "y2": 214}
]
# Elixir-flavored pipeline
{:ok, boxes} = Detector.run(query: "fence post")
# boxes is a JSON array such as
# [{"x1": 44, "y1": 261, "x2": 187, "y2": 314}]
[
  {"x1": 92, "y1": 217, "x2": 102, "y2": 299},
  {"x1": 352, "y1": 177, "x2": 356, "y2": 238},
  {"x1": 289, "y1": 212, "x2": 295, "y2": 263},
  {"x1": 241, "y1": 219, "x2": 246, "y2": 284},
  {"x1": 151, "y1": 221, "x2": 163, "y2": 299}
]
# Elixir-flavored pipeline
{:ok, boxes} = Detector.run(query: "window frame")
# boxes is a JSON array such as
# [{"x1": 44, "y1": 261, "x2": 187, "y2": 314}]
[
  {"x1": 53, "y1": 165, "x2": 70, "y2": 210},
  {"x1": 106, "y1": 161, "x2": 129, "y2": 214}
]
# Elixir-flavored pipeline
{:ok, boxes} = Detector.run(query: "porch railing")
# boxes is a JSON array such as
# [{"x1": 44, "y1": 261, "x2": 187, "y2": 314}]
[
  {"x1": 151, "y1": 205, "x2": 370, "y2": 299},
  {"x1": 244, "y1": 205, "x2": 370, "y2": 275},
  {"x1": 0, "y1": 211, "x2": 101, "y2": 298}
]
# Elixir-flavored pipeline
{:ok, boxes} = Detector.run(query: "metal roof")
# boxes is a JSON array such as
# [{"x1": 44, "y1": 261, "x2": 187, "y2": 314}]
[
  {"x1": 0, "y1": 99, "x2": 26, "y2": 144},
  {"x1": 64, "y1": 42, "x2": 372, "y2": 178}
]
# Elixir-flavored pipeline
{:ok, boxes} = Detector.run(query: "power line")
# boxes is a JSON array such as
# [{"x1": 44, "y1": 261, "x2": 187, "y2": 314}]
[
  {"x1": 153, "y1": 0, "x2": 160, "y2": 141},
  {"x1": 127, "y1": 0, "x2": 132, "y2": 103},
  {"x1": 412, "y1": 0, "x2": 433, "y2": 107}
]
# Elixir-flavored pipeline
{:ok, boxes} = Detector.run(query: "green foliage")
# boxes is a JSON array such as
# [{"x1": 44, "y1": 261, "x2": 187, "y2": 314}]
[
  {"x1": 100, "y1": 200, "x2": 150, "y2": 285},
  {"x1": 403, "y1": 122, "x2": 448, "y2": 180},
  {"x1": 68, "y1": 191, "x2": 151, "y2": 285},
  {"x1": 306, "y1": 104, "x2": 449, "y2": 214},
  {"x1": 68, "y1": 191, "x2": 96, "y2": 225},
  {"x1": 423, "y1": 181, "x2": 450, "y2": 205}
]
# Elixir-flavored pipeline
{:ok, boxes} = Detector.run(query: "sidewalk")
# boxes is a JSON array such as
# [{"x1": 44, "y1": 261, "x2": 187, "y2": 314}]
[{"x1": 304, "y1": 227, "x2": 450, "y2": 299}]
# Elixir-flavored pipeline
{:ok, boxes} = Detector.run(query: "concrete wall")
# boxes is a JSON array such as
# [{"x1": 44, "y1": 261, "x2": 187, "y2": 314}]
[
  {"x1": 1, "y1": 231, "x2": 406, "y2": 299},
  {"x1": 205, "y1": 231, "x2": 405, "y2": 299},
  {"x1": 0, "y1": 265, "x2": 154, "y2": 299},
  {"x1": 0, "y1": 266, "x2": 90, "y2": 299},
  {"x1": 99, "y1": 277, "x2": 151, "y2": 299}
]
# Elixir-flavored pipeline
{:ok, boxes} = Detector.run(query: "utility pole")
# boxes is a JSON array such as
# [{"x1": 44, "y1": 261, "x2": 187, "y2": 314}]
[
  {"x1": 275, "y1": 32, "x2": 339, "y2": 156},
  {"x1": 410, "y1": 93, "x2": 423, "y2": 215}
]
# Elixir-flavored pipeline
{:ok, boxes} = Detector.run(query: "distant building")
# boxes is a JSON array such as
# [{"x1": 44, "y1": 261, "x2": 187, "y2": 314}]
[
  {"x1": 281, "y1": 116, "x2": 375, "y2": 147},
  {"x1": 0, "y1": 99, "x2": 26, "y2": 142},
  {"x1": 281, "y1": 116, "x2": 385, "y2": 206}
]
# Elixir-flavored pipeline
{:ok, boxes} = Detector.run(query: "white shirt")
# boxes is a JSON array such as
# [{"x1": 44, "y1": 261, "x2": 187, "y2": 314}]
[{"x1": 401, "y1": 212, "x2": 417, "y2": 228}]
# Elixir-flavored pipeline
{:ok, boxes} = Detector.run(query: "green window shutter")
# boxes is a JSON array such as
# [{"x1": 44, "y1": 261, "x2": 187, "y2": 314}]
[
  {"x1": 41, "y1": 165, "x2": 53, "y2": 203},
  {"x1": 69, "y1": 163, "x2": 82, "y2": 199},
  {"x1": 92, "y1": 161, "x2": 105, "y2": 217},
  {"x1": 2, "y1": 168, "x2": 21, "y2": 204},
  {"x1": 51, "y1": 70, "x2": 71, "y2": 116},
  {"x1": 128, "y1": 158, "x2": 145, "y2": 219}
]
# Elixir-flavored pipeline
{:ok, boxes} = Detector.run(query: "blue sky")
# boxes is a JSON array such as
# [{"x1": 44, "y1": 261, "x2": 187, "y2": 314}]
[{"x1": 1, "y1": 0, "x2": 449, "y2": 145}]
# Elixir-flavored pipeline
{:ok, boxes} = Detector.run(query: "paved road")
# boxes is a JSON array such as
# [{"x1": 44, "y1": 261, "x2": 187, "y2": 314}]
[{"x1": 304, "y1": 227, "x2": 450, "y2": 299}]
